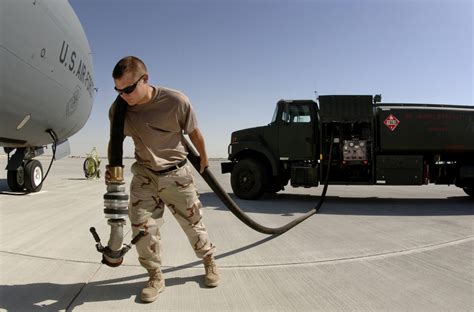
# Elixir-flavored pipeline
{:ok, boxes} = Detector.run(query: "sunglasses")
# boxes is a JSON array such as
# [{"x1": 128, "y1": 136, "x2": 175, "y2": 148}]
[{"x1": 114, "y1": 74, "x2": 145, "y2": 95}]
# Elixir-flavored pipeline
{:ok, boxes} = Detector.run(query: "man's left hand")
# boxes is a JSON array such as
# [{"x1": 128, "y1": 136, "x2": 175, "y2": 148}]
[{"x1": 200, "y1": 158, "x2": 209, "y2": 174}]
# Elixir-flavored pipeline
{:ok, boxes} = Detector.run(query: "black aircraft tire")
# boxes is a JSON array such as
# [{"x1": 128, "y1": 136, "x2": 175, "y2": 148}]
[
  {"x1": 7, "y1": 168, "x2": 25, "y2": 192},
  {"x1": 24, "y1": 160, "x2": 43, "y2": 192},
  {"x1": 231, "y1": 158, "x2": 266, "y2": 200}
]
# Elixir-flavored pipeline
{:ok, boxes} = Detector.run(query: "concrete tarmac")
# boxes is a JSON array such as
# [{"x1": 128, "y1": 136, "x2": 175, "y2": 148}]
[{"x1": 0, "y1": 156, "x2": 473, "y2": 311}]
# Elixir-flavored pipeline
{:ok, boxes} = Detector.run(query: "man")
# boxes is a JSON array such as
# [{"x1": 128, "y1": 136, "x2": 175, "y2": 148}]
[{"x1": 107, "y1": 56, "x2": 219, "y2": 303}]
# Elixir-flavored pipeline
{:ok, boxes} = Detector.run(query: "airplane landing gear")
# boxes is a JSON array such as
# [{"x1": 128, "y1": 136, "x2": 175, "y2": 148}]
[
  {"x1": 3, "y1": 130, "x2": 56, "y2": 193},
  {"x1": 6, "y1": 160, "x2": 43, "y2": 192}
]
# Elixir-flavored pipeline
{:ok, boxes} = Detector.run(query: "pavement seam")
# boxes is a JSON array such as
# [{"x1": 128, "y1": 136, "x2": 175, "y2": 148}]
[
  {"x1": 0, "y1": 251, "x2": 101, "y2": 265},
  {"x1": 65, "y1": 264, "x2": 102, "y2": 311},
  {"x1": 1, "y1": 235, "x2": 472, "y2": 269},
  {"x1": 223, "y1": 236, "x2": 474, "y2": 269}
]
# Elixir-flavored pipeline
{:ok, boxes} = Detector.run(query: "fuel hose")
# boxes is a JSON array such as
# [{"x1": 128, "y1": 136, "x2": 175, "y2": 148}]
[
  {"x1": 109, "y1": 96, "x2": 333, "y2": 236},
  {"x1": 184, "y1": 135, "x2": 333, "y2": 235}
]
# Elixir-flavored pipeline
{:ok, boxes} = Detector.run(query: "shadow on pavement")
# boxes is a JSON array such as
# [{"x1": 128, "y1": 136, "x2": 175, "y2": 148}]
[
  {"x1": 0, "y1": 236, "x2": 276, "y2": 311},
  {"x1": 199, "y1": 192, "x2": 473, "y2": 217}
]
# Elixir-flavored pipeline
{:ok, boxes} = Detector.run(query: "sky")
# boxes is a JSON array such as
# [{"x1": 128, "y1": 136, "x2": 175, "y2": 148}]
[{"x1": 66, "y1": 0, "x2": 472, "y2": 158}]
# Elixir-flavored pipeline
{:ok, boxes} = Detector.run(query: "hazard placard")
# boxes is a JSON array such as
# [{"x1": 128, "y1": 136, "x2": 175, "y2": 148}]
[{"x1": 383, "y1": 114, "x2": 400, "y2": 131}]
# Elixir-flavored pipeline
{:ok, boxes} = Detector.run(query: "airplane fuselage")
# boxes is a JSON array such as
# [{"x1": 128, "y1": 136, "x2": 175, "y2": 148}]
[
  {"x1": 0, "y1": 0, "x2": 94, "y2": 148},
  {"x1": 0, "y1": 0, "x2": 95, "y2": 192}
]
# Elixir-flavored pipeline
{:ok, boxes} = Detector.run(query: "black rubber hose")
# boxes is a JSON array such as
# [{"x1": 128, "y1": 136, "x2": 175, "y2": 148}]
[
  {"x1": 109, "y1": 96, "x2": 127, "y2": 167},
  {"x1": 183, "y1": 135, "x2": 334, "y2": 235},
  {"x1": 109, "y1": 96, "x2": 333, "y2": 235}
]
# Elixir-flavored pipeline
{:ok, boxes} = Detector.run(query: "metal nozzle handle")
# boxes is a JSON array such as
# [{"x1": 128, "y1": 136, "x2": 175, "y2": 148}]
[{"x1": 89, "y1": 227, "x2": 101, "y2": 243}]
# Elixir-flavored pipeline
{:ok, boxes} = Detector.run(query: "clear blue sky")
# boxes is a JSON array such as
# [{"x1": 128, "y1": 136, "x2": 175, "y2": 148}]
[{"x1": 68, "y1": 0, "x2": 473, "y2": 158}]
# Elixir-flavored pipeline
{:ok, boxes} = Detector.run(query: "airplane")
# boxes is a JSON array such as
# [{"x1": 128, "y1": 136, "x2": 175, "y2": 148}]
[{"x1": 0, "y1": 0, "x2": 95, "y2": 192}]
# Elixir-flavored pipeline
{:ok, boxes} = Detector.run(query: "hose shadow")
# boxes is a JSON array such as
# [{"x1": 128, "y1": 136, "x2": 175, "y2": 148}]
[
  {"x1": 0, "y1": 235, "x2": 276, "y2": 311},
  {"x1": 198, "y1": 191, "x2": 473, "y2": 217},
  {"x1": 0, "y1": 179, "x2": 37, "y2": 196},
  {"x1": 163, "y1": 235, "x2": 276, "y2": 274}
]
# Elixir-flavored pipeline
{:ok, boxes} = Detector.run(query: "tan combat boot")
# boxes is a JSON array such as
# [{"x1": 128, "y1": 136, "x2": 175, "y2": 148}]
[
  {"x1": 141, "y1": 269, "x2": 165, "y2": 303},
  {"x1": 203, "y1": 255, "x2": 220, "y2": 287}
]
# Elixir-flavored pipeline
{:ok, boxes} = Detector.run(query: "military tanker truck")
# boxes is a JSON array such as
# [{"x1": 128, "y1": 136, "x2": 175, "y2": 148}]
[{"x1": 221, "y1": 95, "x2": 474, "y2": 199}]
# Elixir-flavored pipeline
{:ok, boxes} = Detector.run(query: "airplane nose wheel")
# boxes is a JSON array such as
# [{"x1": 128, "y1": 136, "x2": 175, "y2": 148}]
[
  {"x1": 24, "y1": 160, "x2": 44, "y2": 192},
  {"x1": 7, "y1": 164, "x2": 25, "y2": 192}
]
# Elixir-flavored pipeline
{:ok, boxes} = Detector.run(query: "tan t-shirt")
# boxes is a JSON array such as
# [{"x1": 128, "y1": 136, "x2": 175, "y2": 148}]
[{"x1": 109, "y1": 86, "x2": 198, "y2": 171}]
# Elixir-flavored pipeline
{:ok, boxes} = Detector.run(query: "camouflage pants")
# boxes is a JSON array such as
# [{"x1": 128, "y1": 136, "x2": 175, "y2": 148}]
[{"x1": 129, "y1": 162, "x2": 216, "y2": 271}]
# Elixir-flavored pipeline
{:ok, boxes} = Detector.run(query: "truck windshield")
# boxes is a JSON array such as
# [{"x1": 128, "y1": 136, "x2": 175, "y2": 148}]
[{"x1": 270, "y1": 104, "x2": 279, "y2": 123}]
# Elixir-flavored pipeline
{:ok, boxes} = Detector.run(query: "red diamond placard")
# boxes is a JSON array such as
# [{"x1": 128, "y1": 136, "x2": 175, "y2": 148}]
[{"x1": 383, "y1": 114, "x2": 400, "y2": 131}]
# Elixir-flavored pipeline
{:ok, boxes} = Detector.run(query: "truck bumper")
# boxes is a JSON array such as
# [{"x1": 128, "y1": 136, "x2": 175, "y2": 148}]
[
  {"x1": 457, "y1": 165, "x2": 474, "y2": 187},
  {"x1": 221, "y1": 162, "x2": 234, "y2": 174}
]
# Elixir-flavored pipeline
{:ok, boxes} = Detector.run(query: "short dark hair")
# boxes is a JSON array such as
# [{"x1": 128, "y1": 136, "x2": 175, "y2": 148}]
[{"x1": 112, "y1": 56, "x2": 147, "y2": 79}]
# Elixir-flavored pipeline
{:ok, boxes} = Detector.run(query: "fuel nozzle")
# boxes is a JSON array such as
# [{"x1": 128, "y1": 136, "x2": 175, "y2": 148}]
[
  {"x1": 89, "y1": 223, "x2": 145, "y2": 267},
  {"x1": 90, "y1": 167, "x2": 144, "y2": 267}
]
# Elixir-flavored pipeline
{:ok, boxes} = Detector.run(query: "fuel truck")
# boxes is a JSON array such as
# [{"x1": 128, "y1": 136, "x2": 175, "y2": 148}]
[{"x1": 221, "y1": 95, "x2": 474, "y2": 199}]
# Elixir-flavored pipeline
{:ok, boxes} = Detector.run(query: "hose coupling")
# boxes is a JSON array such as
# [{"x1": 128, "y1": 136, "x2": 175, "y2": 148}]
[
  {"x1": 105, "y1": 165, "x2": 124, "y2": 184},
  {"x1": 89, "y1": 227, "x2": 145, "y2": 267}
]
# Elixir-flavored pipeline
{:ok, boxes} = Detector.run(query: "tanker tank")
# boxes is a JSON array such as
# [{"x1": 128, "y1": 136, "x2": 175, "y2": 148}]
[{"x1": 376, "y1": 104, "x2": 474, "y2": 153}]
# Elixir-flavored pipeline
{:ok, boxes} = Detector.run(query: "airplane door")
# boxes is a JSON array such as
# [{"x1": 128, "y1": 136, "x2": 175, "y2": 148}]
[{"x1": 278, "y1": 102, "x2": 315, "y2": 160}]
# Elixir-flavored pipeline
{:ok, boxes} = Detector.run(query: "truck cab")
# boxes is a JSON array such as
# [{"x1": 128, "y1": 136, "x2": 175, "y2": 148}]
[{"x1": 221, "y1": 99, "x2": 320, "y2": 199}]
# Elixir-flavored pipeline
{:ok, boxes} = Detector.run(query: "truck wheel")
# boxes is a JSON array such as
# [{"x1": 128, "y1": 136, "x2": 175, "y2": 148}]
[
  {"x1": 463, "y1": 187, "x2": 474, "y2": 198},
  {"x1": 231, "y1": 158, "x2": 266, "y2": 200},
  {"x1": 24, "y1": 160, "x2": 43, "y2": 192}
]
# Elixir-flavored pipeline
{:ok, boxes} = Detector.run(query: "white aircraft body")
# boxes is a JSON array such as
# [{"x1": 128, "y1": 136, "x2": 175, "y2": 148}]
[{"x1": 0, "y1": 0, "x2": 95, "y2": 192}]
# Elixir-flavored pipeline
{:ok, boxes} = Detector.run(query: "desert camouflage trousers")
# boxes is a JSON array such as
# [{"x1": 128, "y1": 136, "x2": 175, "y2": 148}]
[{"x1": 129, "y1": 162, "x2": 216, "y2": 271}]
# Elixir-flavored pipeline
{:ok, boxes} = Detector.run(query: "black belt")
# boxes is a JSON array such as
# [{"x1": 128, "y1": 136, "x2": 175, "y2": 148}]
[{"x1": 155, "y1": 159, "x2": 187, "y2": 175}]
